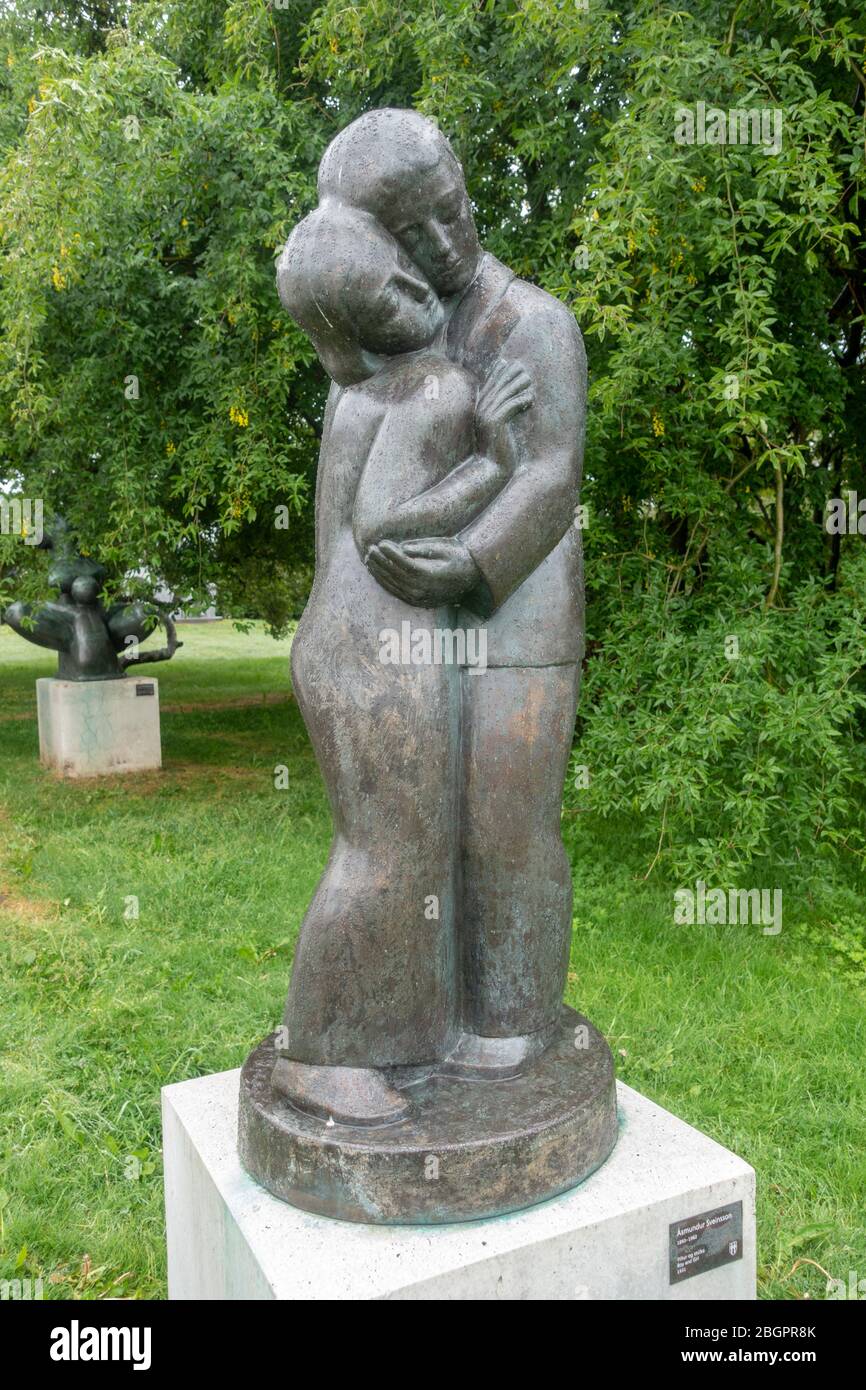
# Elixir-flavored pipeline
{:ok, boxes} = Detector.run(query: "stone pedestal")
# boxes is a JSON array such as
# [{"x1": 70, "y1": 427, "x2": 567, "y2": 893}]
[
  {"x1": 36, "y1": 676, "x2": 162, "y2": 778},
  {"x1": 163, "y1": 1068, "x2": 756, "y2": 1300}
]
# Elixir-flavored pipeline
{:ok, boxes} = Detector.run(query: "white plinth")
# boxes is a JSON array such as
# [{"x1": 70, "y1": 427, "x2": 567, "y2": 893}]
[
  {"x1": 37, "y1": 676, "x2": 162, "y2": 778},
  {"x1": 162, "y1": 1069, "x2": 756, "y2": 1301}
]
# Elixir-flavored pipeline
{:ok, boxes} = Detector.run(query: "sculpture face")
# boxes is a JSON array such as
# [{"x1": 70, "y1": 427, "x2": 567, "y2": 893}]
[
  {"x1": 351, "y1": 245, "x2": 444, "y2": 358},
  {"x1": 277, "y1": 203, "x2": 444, "y2": 382},
  {"x1": 381, "y1": 157, "x2": 481, "y2": 298},
  {"x1": 71, "y1": 575, "x2": 100, "y2": 606},
  {"x1": 315, "y1": 108, "x2": 482, "y2": 299}
]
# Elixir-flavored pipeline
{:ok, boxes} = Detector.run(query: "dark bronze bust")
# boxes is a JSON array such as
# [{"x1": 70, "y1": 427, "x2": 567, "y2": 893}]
[{"x1": 2, "y1": 518, "x2": 181, "y2": 680}]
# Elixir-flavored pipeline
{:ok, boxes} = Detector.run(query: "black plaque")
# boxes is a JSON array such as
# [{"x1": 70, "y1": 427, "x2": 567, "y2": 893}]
[
  {"x1": 135, "y1": 683, "x2": 155, "y2": 697},
  {"x1": 669, "y1": 1200, "x2": 744, "y2": 1283}
]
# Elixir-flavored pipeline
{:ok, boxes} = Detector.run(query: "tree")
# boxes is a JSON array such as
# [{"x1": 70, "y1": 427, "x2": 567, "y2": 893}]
[
  {"x1": 2, "y1": 0, "x2": 865, "y2": 875},
  {"x1": 0, "y1": 1, "x2": 324, "y2": 629}
]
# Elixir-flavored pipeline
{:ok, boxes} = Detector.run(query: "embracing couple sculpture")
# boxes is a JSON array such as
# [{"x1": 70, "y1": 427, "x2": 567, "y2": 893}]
[{"x1": 239, "y1": 109, "x2": 616, "y2": 1223}]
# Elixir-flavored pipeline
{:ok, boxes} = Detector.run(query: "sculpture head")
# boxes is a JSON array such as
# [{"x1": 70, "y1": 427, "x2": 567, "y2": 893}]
[
  {"x1": 277, "y1": 202, "x2": 444, "y2": 386},
  {"x1": 71, "y1": 575, "x2": 100, "y2": 606},
  {"x1": 39, "y1": 517, "x2": 107, "y2": 596},
  {"x1": 317, "y1": 109, "x2": 482, "y2": 299}
]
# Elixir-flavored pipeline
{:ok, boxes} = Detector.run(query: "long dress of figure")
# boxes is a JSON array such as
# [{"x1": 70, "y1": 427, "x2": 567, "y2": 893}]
[{"x1": 282, "y1": 349, "x2": 504, "y2": 1068}]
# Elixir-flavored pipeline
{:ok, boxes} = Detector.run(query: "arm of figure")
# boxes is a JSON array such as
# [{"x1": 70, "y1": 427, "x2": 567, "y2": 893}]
[
  {"x1": 353, "y1": 362, "x2": 532, "y2": 557},
  {"x1": 2, "y1": 599, "x2": 75, "y2": 653},
  {"x1": 105, "y1": 603, "x2": 182, "y2": 667},
  {"x1": 366, "y1": 295, "x2": 585, "y2": 614},
  {"x1": 105, "y1": 602, "x2": 159, "y2": 652},
  {"x1": 456, "y1": 296, "x2": 587, "y2": 617}
]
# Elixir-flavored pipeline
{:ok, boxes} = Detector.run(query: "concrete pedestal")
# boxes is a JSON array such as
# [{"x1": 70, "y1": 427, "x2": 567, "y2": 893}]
[
  {"x1": 162, "y1": 1069, "x2": 756, "y2": 1301},
  {"x1": 37, "y1": 676, "x2": 162, "y2": 777}
]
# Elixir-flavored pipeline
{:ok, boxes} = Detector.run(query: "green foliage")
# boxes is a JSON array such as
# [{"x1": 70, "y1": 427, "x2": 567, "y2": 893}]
[
  {"x1": 1, "y1": 1, "x2": 865, "y2": 868},
  {"x1": 561, "y1": 2, "x2": 866, "y2": 878},
  {"x1": 569, "y1": 550, "x2": 866, "y2": 881},
  {"x1": 0, "y1": 4, "x2": 323, "y2": 628}
]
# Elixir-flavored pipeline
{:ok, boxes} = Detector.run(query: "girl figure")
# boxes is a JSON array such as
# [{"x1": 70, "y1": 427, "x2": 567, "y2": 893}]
[{"x1": 272, "y1": 202, "x2": 531, "y2": 1126}]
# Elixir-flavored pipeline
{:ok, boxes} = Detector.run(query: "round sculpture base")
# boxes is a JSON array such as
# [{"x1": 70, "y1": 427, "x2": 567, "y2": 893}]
[{"x1": 237, "y1": 1006, "x2": 618, "y2": 1224}]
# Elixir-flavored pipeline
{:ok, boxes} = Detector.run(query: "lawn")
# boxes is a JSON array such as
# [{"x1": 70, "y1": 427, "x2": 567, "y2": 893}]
[{"x1": 0, "y1": 621, "x2": 864, "y2": 1299}]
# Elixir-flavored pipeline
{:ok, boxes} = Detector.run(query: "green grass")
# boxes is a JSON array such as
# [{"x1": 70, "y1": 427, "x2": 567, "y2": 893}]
[{"x1": 1, "y1": 621, "x2": 864, "y2": 1299}]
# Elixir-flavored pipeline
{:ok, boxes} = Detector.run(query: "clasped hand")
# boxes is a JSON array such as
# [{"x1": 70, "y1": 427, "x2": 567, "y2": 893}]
[{"x1": 365, "y1": 359, "x2": 532, "y2": 606}]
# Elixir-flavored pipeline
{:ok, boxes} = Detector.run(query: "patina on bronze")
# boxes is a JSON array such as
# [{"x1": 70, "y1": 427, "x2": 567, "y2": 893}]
[
  {"x1": 2, "y1": 517, "x2": 182, "y2": 680},
  {"x1": 240, "y1": 1008, "x2": 616, "y2": 1225},
  {"x1": 238, "y1": 109, "x2": 617, "y2": 1223}
]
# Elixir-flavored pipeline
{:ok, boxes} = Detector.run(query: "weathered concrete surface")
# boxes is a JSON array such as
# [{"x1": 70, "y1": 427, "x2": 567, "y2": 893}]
[
  {"x1": 37, "y1": 676, "x2": 162, "y2": 777},
  {"x1": 166, "y1": 1068, "x2": 756, "y2": 1300}
]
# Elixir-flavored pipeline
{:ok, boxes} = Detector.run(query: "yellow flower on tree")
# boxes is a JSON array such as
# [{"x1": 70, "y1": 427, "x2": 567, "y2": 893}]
[
  {"x1": 651, "y1": 412, "x2": 665, "y2": 437},
  {"x1": 51, "y1": 265, "x2": 66, "y2": 291},
  {"x1": 229, "y1": 405, "x2": 249, "y2": 427}
]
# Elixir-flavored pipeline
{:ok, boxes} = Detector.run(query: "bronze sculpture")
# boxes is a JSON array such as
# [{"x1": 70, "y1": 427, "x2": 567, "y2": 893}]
[
  {"x1": 2, "y1": 518, "x2": 181, "y2": 679},
  {"x1": 239, "y1": 110, "x2": 617, "y2": 1222}
]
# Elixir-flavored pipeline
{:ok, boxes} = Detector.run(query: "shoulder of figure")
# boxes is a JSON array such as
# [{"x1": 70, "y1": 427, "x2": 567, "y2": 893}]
[
  {"x1": 505, "y1": 278, "x2": 586, "y2": 364},
  {"x1": 374, "y1": 351, "x2": 475, "y2": 411}
]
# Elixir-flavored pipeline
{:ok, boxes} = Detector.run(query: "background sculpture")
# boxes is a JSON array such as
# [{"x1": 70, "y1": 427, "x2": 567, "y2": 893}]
[
  {"x1": 2, "y1": 517, "x2": 181, "y2": 680},
  {"x1": 239, "y1": 109, "x2": 617, "y2": 1223}
]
